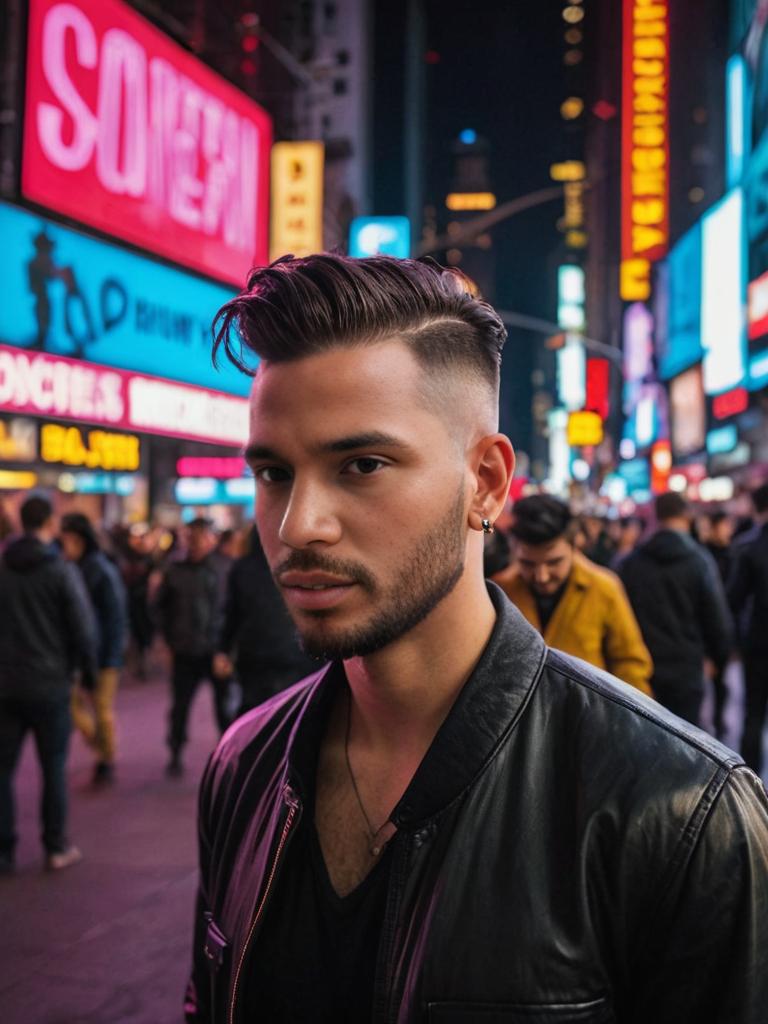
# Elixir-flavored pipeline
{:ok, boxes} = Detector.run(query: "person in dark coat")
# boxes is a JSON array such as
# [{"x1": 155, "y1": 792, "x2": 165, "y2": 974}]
[
  {"x1": 700, "y1": 509, "x2": 736, "y2": 739},
  {"x1": 620, "y1": 491, "x2": 733, "y2": 727},
  {"x1": 0, "y1": 495, "x2": 97, "y2": 872},
  {"x1": 155, "y1": 517, "x2": 230, "y2": 776},
  {"x1": 60, "y1": 513, "x2": 128, "y2": 785},
  {"x1": 213, "y1": 526, "x2": 316, "y2": 715},
  {"x1": 728, "y1": 482, "x2": 768, "y2": 774}
]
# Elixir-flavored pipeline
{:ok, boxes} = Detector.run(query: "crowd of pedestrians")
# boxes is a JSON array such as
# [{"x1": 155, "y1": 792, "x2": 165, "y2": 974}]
[{"x1": 490, "y1": 481, "x2": 768, "y2": 774}]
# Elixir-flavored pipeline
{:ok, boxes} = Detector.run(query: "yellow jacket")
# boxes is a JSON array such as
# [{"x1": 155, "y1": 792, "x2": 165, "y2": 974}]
[{"x1": 493, "y1": 552, "x2": 654, "y2": 696}]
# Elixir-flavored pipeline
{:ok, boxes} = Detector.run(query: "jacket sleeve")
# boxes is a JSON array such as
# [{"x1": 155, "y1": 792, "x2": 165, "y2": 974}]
[
  {"x1": 698, "y1": 552, "x2": 733, "y2": 668},
  {"x1": 95, "y1": 564, "x2": 128, "y2": 667},
  {"x1": 61, "y1": 561, "x2": 98, "y2": 677},
  {"x1": 602, "y1": 577, "x2": 654, "y2": 696},
  {"x1": 152, "y1": 567, "x2": 174, "y2": 642},
  {"x1": 727, "y1": 543, "x2": 753, "y2": 617},
  {"x1": 629, "y1": 767, "x2": 768, "y2": 1022}
]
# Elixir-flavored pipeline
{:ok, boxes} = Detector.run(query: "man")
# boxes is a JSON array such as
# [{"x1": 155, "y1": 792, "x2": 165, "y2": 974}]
[
  {"x1": 155, "y1": 517, "x2": 230, "y2": 776},
  {"x1": 186, "y1": 255, "x2": 768, "y2": 1023},
  {"x1": 620, "y1": 491, "x2": 733, "y2": 727},
  {"x1": 213, "y1": 526, "x2": 316, "y2": 716},
  {"x1": 0, "y1": 495, "x2": 96, "y2": 872},
  {"x1": 493, "y1": 495, "x2": 652, "y2": 695},
  {"x1": 609, "y1": 513, "x2": 646, "y2": 571},
  {"x1": 60, "y1": 513, "x2": 128, "y2": 785},
  {"x1": 728, "y1": 482, "x2": 768, "y2": 774},
  {"x1": 701, "y1": 509, "x2": 736, "y2": 739}
]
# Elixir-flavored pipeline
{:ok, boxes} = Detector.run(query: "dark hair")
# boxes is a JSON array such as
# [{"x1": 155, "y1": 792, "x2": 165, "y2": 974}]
[
  {"x1": 752, "y1": 482, "x2": 768, "y2": 515},
  {"x1": 60, "y1": 512, "x2": 99, "y2": 554},
  {"x1": 187, "y1": 516, "x2": 214, "y2": 532},
  {"x1": 212, "y1": 254, "x2": 507, "y2": 393},
  {"x1": 510, "y1": 495, "x2": 575, "y2": 546},
  {"x1": 620, "y1": 514, "x2": 646, "y2": 531},
  {"x1": 655, "y1": 491, "x2": 690, "y2": 521},
  {"x1": 706, "y1": 509, "x2": 730, "y2": 527},
  {"x1": 20, "y1": 495, "x2": 53, "y2": 531}
]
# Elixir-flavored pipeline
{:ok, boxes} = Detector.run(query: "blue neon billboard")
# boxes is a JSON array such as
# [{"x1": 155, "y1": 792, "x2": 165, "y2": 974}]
[
  {"x1": 0, "y1": 202, "x2": 252, "y2": 397},
  {"x1": 349, "y1": 217, "x2": 411, "y2": 259},
  {"x1": 658, "y1": 222, "x2": 703, "y2": 381}
]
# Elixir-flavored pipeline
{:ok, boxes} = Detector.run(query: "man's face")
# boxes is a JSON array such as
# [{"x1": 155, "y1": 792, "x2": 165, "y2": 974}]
[
  {"x1": 187, "y1": 526, "x2": 216, "y2": 561},
  {"x1": 515, "y1": 536, "x2": 574, "y2": 596},
  {"x1": 246, "y1": 340, "x2": 473, "y2": 660}
]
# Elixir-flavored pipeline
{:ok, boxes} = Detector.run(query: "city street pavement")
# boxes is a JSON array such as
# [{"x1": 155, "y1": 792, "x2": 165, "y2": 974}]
[
  {"x1": 1, "y1": 657, "x2": 764, "y2": 1024},
  {"x1": 1, "y1": 660, "x2": 219, "y2": 1024}
]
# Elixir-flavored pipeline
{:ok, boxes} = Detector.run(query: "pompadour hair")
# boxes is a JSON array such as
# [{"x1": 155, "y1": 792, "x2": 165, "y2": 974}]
[
  {"x1": 212, "y1": 254, "x2": 507, "y2": 392},
  {"x1": 510, "y1": 495, "x2": 575, "y2": 546}
]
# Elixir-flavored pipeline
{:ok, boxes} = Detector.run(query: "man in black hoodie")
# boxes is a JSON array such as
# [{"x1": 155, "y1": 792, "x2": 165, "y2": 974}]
[
  {"x1": 0, "y1": 495, "x2": 97, "y2": 872},
  {"x1": 620, "y1": 491, "x2": 732, "y2": 726}
]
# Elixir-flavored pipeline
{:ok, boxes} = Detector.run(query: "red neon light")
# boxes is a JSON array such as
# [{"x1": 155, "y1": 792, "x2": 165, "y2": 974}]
[
  {"x1": 22, "y1": 0, "x2": 271, "y2": 286},
  {"x1": 748, "y1": 270, "x2": 768, "y2": 340},
  {"x1": 650, "y1": 439, "x2": 671, "y2": 495},
  {"x1": 176, "y1": 457, "x2": 247, "y2": 478},
  {"x1": 585, "y1": 358, "x2": 610, "y2": 421},
  {"x1": 712, "y1": 387, "x2": 748, "y2": 420},
  {"x1": 0, "y1": 343, "x2": 248, "y2": 446},
  {"x1": 621, "y1": 0, "x2": 670, "y2": 265}
]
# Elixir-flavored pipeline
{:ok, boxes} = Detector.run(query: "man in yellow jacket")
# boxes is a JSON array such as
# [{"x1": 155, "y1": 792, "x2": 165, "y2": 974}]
[{"x1": 493, "y1": 495, "x2": 653, "y2": 696}]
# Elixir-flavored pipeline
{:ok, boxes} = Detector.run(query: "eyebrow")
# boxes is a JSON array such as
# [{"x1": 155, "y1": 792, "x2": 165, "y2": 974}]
[{"x1": 243, "y1": 431, "x2": 410, "y2": 465}]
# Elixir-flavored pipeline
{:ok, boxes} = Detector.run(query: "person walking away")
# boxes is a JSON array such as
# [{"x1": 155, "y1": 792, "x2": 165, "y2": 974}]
[
  {"x1": 0, "y1": 495, "x2": 97, "y2": 872},
  {"x1": 155, "y1": 517, "x2": 229, "y2": 776},
  {"x1": 620, "y1": 491, "x2": 732, "y2": 727},
  {"x1": 609, "y1": 514, "x2": 646, "y2": 571},
  {"x1": 119, "y1": 524, "x2": 157, "y2": 679},
  {"x1": 60, "y1": 513, "x2": 128, "y2": 785},
  {"x1": 728, "y1": 482, "x2": 768, "y2": 775},
  {"x1": 213, "y1": 526, "x2": 316, "y2": 715},
  {"x1": 493, "y1": 495, "x2": 653, "y2": 695}
]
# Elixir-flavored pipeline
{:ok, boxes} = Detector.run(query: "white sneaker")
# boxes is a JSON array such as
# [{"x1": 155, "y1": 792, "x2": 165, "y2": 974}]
[{"x1": 46, "y1": 845, "x2": 83, "y2": 871}]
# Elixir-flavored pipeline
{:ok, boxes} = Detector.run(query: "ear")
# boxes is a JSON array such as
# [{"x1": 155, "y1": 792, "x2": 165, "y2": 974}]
[{"x1": 468, "y1": 434, "x2": 515, "y2": 533}]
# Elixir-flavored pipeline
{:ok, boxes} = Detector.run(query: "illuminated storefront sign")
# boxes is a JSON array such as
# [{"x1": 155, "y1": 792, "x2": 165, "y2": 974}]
[
  {"x1": 585, "y1": 358, "x2": 610, "y2": 421},
  {"x1": 0, "y1": 417, "x2": 37, "y2": 461},
  {"x1": 557, "y1": 265, "x2": 585, "y2": 331},
  {"x1": 0, "y1": 203, "x2": 249, "y2": 396},
  {"x1": 701, "y1": 189, "x2": 747, "y2": 395},
  {"x1": 349, "y1": 217, "x2": 411, "y2": 258},
  {"x1": 556, "y1": 336, "x2": 586, "y2": 411},
  {"x1": 749, "y1": 349, "x2": 768, "y2": 390},
  {"x1": 59, "y1": 471, "x2": 136, "y2": 495},
  {"x1": 0, "y1": 343, "x2": 249, "y2": 446},
  {"x1": 0, "y1": 471, "x2": 38, "y2": 490},
  {"x1": 22, "y1": 0, "x2": 271, "y2": 285},
  {"x1": 270, "y1": 141, "x2": 324, "y2": 260},
  {"x1": 706, "y1": 425, "x2": 738, "y2": 455},
  {"x1": 567, "y1": 410, "x2": 604, "y2": 447},
  {"x1": 445, "y1": 193, "x2": 496, "y2": 211},
  {"x1": 658, "y1": 222, "x2": 702, "y2": 380},
  {"x1": 41, "y1": 422, "x2": 140, "y2": 470},
  {"x1": 726, "y1": 54, "x2": 750, "y2": 188},
  {"x1": 650, "y1": 439, "x2": 672, "y2": 494},
  {"x1": 176, "y1": 456, "x2": 248, "y2": 479},
  {"x1": 669, "y1": 366, "x2": 705, "y2": 457},
  {"x1": 175, "y1": 476, "x2": 254, "y2": 505},
  {"x1": 620, "y1": 0, "x2": 670, "y2": 301}
]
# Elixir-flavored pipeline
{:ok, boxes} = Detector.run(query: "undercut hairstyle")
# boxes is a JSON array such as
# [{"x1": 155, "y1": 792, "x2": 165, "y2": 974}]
[
  {"x1": 510, "y1": 495, "x2": 576, "y2": 546},
  {"x1": 20, "y1": 495, "x2": 53, "y2": 531},
  {"x1": 655, "y1": 491, "x2": 690, "y2": 521},
  {"x1": 212, "y1": 254, "x2": 507, "y2": 397}
]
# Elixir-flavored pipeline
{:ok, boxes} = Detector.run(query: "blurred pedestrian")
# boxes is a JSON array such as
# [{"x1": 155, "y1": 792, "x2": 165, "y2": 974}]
[
  {"x1": 727, "y1": 482, "x2": 768, "y2": 774},
  {"x1": 701, "y1": 509, "x2": 736, "y2": 739},
  {"x1": 609, "y1": 514, "x2": 646, "y2": 571},
  {"x1": 155, "y1": 517, "x2": 230, "y2": 776},
  {"x1": 493, "y1": 495, "x2": 652, "y2": 695},
  {"x1": 60, "y1": 513, "x2": 128, "y2": 786},
  {"x1": 119, "y1": 523, "x2": 157, "y2": 679},
  {"x1": 620, "y1": 492, "x2": 732, "y2": 727},
  {"x1": 213, "y1": 526, "x2": 316, "y2": 715},
  {"x1": 580, "y1": 510, "x2": 616, "y2": 567},
  {"x1": 0, "y1": 495, "x2": 97, "y2": 872}
]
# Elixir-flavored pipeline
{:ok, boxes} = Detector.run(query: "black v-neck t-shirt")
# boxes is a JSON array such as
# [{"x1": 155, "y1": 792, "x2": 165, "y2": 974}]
[{"x1": 243, "y1": 819, "x2": 393, "y2": 1021}]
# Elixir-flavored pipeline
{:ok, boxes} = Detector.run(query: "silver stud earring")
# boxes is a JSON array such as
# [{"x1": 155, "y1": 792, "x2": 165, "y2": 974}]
[{"x1": 482, "y1": 518, "x2": 494, "y2": 535}]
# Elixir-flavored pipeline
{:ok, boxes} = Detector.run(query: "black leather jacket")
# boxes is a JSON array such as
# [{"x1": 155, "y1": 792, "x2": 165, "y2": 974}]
[{"x1": 186, "y1": 585, "x2": 768, "y2": 1024}]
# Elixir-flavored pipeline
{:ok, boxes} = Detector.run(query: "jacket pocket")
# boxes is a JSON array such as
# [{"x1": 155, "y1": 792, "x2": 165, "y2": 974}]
[{"x1": 427, "y1": 996, "x2": 613, "y2": 1024}]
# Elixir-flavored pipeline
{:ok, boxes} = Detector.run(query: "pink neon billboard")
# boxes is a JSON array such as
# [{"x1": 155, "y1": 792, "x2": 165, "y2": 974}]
[{"x1": 22, "y1": 0, "x2": 272, "y2": 286}]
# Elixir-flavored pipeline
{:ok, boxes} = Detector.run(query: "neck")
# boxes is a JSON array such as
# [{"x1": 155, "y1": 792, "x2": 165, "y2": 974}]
[
  {"x1": 660, "y1": 517, "x2": 689, "y2": 534},
  {"x1": 29, "y1": 527, "x2": 53, "y2": 545},
  {"x1": 343, "y1": 559, "x2": 496, "y2": 760}
]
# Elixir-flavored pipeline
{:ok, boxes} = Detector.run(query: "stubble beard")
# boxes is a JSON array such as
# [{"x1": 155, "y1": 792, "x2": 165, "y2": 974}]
[{"x1": 280, "y1": 488, "x2": 467, "y2": 662}]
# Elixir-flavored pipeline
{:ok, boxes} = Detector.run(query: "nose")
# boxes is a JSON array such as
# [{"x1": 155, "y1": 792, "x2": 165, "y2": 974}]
[
  {"x1": 278, "y1": 479, "x2": 343, "y2": 549},
  {"x1": 533, "y1": 564, "x2": 550, "y2": 586}
]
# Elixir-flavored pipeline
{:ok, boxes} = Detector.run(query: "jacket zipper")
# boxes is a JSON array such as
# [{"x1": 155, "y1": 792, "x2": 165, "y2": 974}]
[{"x1": 227, "y1": 788, "x2": 301, "y2": 1024}]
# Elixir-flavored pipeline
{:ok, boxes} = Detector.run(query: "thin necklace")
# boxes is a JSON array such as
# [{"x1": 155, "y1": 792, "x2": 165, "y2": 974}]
[{"x1": 344, "y1": 691, "x2": 390, "y2": 857}]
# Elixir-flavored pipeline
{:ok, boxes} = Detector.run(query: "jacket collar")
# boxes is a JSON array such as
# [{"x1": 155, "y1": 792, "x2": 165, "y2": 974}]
[{"x1": 284, "y1": 583, "x2": 548, "y2": 830}]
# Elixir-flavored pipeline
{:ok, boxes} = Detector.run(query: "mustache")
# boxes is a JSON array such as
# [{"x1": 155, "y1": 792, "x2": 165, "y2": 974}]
[{"x1": 273, "y1": 550, "x2": 377, "y2": 591}]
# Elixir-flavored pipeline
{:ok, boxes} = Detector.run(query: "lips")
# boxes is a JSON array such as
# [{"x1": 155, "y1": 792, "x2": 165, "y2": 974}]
[{"x1": 278, "y1": 571, "x2": 356, "y2": 611}]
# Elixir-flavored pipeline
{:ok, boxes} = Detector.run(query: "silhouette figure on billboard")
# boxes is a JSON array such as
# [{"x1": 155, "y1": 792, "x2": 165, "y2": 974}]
[{"x1": 27, "y1": 228, "x2": 96, "y2": 357}]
